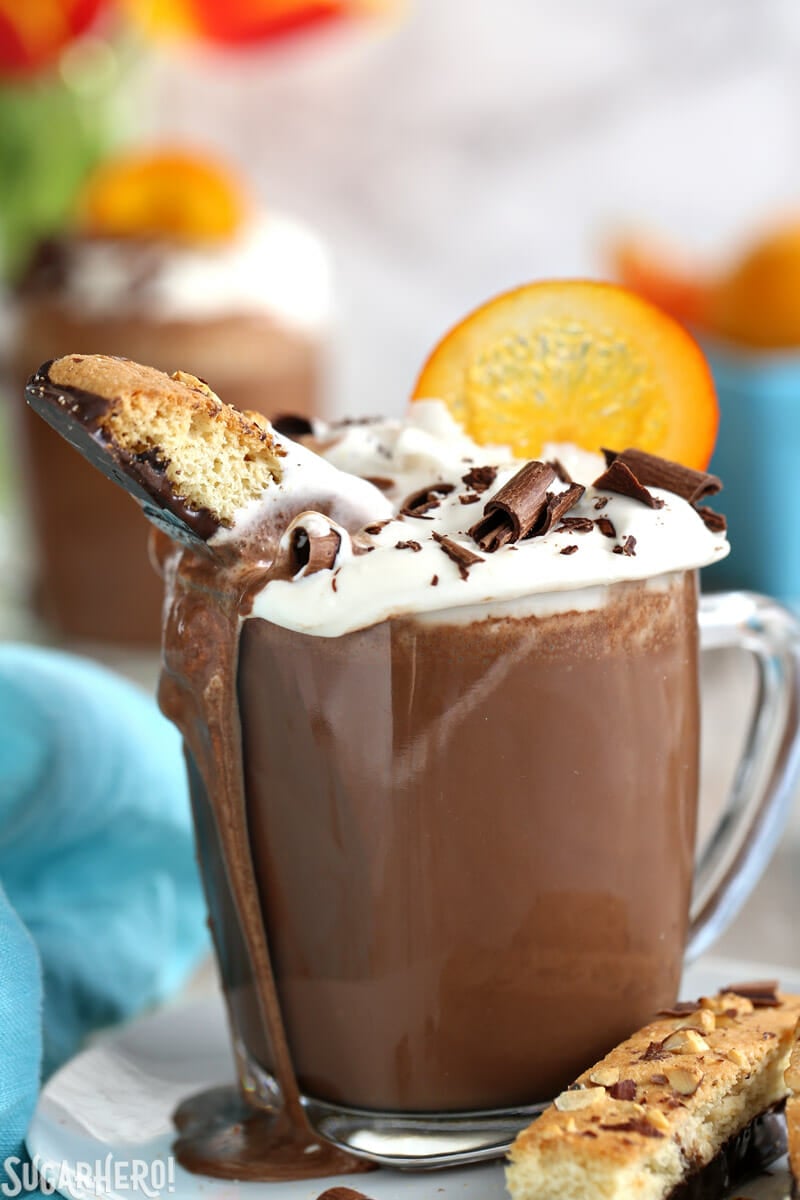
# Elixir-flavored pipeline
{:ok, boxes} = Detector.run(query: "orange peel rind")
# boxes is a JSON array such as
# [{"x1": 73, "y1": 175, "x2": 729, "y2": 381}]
[{"x1": 411, "y1": 280, "x2": 719, "y2": 471}]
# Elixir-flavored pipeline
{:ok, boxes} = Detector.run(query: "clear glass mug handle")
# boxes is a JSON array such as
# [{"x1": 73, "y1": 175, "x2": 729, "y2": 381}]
[{"x1": 688, "y1": 591, "x2": 800, "y2": 960}]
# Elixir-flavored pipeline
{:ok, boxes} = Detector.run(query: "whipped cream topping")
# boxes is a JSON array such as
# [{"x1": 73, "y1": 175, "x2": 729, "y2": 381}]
[
  {"x1": 215, "y1": 432, "x2": 394, "y2": 544},
  {"x1": 247, "y1": 402, "x2": 729, "y2": 637},
  {"x1": 50, "y1": 214, "x2": 331, "y2": 330}
]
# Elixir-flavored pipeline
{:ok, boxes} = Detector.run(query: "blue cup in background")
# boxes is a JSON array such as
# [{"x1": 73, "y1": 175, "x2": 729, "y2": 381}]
[{"x1": 703, "y1": 339, "x2": 800, "y2": 607}]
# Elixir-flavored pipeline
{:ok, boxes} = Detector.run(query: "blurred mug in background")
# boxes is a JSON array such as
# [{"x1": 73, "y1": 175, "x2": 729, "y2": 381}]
[
  {"x1": 615, "y1": 220, "x2": 800, "y2": 610},
  {"x1": 7, "y1": 147, "x2": 332, "y2": 646}
]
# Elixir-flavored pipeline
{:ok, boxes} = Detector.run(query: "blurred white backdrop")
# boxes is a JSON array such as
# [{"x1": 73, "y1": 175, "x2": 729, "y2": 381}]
[{"x1": 147, "y1": 0, "x2": 800, "y2": 415}]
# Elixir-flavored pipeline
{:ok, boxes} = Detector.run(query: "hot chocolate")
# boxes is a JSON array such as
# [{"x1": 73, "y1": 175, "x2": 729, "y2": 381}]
[
  {"x1": 233, "y1": 573, "x2": 700, "y2": 1111},
  {"x1": 147, "y1": 399, "x2": 727, "y2": 1177},
  {"x1": 31, "y1": 331, "x2": 771, "y2": 1185}
]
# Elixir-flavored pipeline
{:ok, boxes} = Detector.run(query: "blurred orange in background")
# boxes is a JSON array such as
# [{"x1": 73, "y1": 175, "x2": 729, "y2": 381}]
[
  {"x1": 77, "y1": 146, "x2": 251, "y2": 241},
  {"x1": 614, "y1": 216, "x2": 800, "y2": 351}
]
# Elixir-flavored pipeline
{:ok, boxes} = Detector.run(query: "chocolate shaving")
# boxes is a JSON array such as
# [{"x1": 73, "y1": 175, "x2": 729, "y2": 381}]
[
  {"x1": 547, "y1": 458, "x2": 573, "y2": 484},
  {"x1": 609, "y1": 1079, "x2": 637, "y2": 1101},
  {"x1": 613, "y1": 536, "x2": 637, "y2": 557},
  {"x1": 432, "y1": 532, "x2": 484, "y2": 580},
  {"x1": 593, "y1": 459, "x2": 664, "y2": 509},
  {"x1": 695, "y1": 505, "x2": 727, "y2": 533},
  {"x1": 395, "y1": 540, "x2": 422, "y2": 552},
  {"x1": 461, "y1": 464, "x2": 497, "y2": 493},
  {"x1": 363, "y1": 475, "x2": 395, "y2": 492},
  {"x1": 272, "y1": 413, "x2": 314, "y2": 440},
  {"x1": 599, "y1": 1117, "x2": 664, "y2": 1139},
  {"x1": 532, "y1": 483, "x2": 587, "y2": 536},
  {"x1": 560, "y1": 545, "x2": 578, "y2": 555},
  {"x1": 459, "y1": 492, "x2": 480, "y2": 504},
  {"x1": 557, "y1": 516, "x2": 595, "y2": 534},
  {"x1": 400, "y1": 482, "x2": 454, "y2": 518},
  {"x1": 364, "y1": 520, "x2": 391, "y2": 535},
  {"x1": 602, "y1": 447, "x2": 722, "y2": 506},
  {"x1": 431, "y1": 574, "x2": 439, "y2": 586},
  {"x1": 596, "y1": 517, "x2": 617, "y2": 538},
  {"x1": 469, "y1": 461, "x2": 556, "y2": 550},
  {"x1": 724, "y1": 980, "x2": 781, "y2": 1007},
  {"x1": 594, "y1": 496, "x2": 609, "y2": 510},
  {"x1": 290, "y1": 525, "x2": 341, "y2": 575}
]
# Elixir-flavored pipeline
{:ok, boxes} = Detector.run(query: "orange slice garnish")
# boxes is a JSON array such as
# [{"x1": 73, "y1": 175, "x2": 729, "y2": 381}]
[
  {"x1": 77, "y1": 148, "x2": 250, "y2": 243},
  {"x1": 411, "y1": 280, "x2": 718, "y2": 470}
]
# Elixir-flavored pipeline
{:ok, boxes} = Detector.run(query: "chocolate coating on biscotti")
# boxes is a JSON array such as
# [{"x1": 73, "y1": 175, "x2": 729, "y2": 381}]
[{"x1": 26, "y1": 355, "x2": 283, "y2": 551}]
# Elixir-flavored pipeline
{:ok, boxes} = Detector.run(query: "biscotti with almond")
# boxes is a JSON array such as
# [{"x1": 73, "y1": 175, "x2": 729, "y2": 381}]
[
  {"x1": 507, "y1": 984, "x2": 799, "y2": 1200},
  {"x1": 26, "y1": 354, "x2": 283, "y2": 539}
]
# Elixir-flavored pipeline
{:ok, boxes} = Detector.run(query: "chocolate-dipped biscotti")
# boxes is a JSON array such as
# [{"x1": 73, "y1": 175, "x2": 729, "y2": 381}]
[
  {"x1": 26, "y1": 354, "x2": 390, "y2": 557},
  {"x1": 26, "y1": 355, "x2": 284, "y2": 548},
  {"x1": 507, "y1": 983, "x2": 799, "y2": 1200}
]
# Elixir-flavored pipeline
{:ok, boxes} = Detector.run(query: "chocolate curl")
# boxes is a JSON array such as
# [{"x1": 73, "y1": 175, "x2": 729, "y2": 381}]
[
  {"x1": 469, "y1": 461, "x2": 556, "y2": 551},
  {"x1": 432, "y1": 532, "x2": 484, "y2": 580},
  {"x1": 547, "y1": 458, "x2": 573, "y2": 484},
  {"x1": 592, "y1": 459, "x2": 664, "y2": 509},
  {"x1": 601, "y1": 447, "x2": 722, "y2": 506},
  {"x1": 695, "y1": 506, "x2": 727, "y2": 534},
  {"x1": 400, "y1": 482, "x2": 455, "y2": 518},
  {"x1": 289, "y1": 520, "x2": 342, "y2": 576},
  {"x1": 534, "y1": 482, "x2": 586, "y2": 536}
]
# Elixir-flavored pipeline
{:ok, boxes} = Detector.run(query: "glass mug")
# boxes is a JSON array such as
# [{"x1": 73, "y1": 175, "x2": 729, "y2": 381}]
[{"x1": 182, "y1": 570, "x2": 800, "y2": 1166}]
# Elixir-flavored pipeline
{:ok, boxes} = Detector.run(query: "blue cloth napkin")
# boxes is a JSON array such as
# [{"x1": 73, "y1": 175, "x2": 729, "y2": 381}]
[{"x1": 0, "y1": 644, "x2": 208, "y2": 1168}]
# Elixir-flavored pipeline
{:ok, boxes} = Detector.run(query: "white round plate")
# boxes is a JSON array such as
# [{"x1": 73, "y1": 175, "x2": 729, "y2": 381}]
[{"x1": 28, "y1": 955, "x2": 799, "y2": 1200}]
